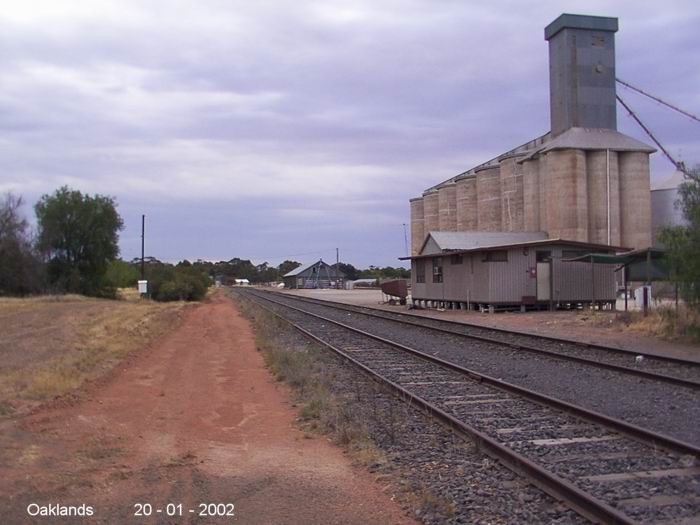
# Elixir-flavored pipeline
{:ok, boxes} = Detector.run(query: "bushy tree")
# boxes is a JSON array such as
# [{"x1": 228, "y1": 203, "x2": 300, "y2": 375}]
[
  {"x1": 660, "y1": 165, "x2": 700, "y2": 311},
  {"x1": 34, "y1": 186, "x2": 123, "y2": 297},
  {"x1": 105, "y1": 259, "x2": 140, "y2": 289},
  {"x1": 147, "y1": 262, "x2": 210, "y2": 301},
  {"x1": 337, "y1": 262, "x2": 358, "y2": 280},
  {"x1": 278, "y1": 260, "x2": 301, "y2": 277},
  {"x1": 0, "y1": 193, "x2": 42, "y2": 295}
]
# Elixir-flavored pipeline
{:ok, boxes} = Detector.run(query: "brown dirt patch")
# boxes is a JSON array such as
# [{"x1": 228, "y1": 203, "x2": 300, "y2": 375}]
[{"x1": 0, "y1": 291, "x2": 414, "y2": 524}]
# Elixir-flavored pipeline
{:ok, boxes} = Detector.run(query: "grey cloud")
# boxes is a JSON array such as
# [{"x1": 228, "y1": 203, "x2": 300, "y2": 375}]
[{"x1": 1, "y1": 1, "x2": 698, "y2": 267}]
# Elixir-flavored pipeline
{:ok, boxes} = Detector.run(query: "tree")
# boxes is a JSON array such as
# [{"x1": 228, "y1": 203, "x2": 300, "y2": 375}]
[
  {"x1": 35, "y1": 186, "x2": 123, "y2": 297},
  {"x1": 337, "y1": 262, "x2": 358, "y2": 281},
  {"x1": 660, "y1": 165, "x2": 700, "y2": 312},
  {"x1": 105, "y1": 259, "x2": 139, "y2": 288},
  {"x1": 147, "y1": 262, "x2": 210, "y2": 301},
  {"x1": 0, "y1": 193, "x2": 42, "y2": 295}
]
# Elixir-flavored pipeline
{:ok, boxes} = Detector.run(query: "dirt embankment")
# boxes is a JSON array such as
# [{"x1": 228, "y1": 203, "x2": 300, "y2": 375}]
[{"x1": 0, "y1": 292, "x2": 413, "y2": 524}]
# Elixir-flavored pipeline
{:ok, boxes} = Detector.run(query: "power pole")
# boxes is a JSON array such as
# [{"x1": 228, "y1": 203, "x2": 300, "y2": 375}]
[
  {"x1": 336, "y1": 247, "x2": 340, "y2": 289},
  {"x1": 141, "y1": 214, "x2": 145, "y2": 280},
  {"x1": 402, "y1": 223, "x2": 409, "y2": 257}
]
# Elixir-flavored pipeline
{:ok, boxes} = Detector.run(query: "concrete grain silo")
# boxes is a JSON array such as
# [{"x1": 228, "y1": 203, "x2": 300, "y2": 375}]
[
  {"x1": 499, "y1": 156, "x2": 524, "y2": 232},
  {"x1": 651, "y1": 171, "x2": 688, "y2": 246},
  {"x1": 410, "y1": 197, "x2": 425, "y2": 256},
  {"x1": 409, "y1": 13, "x2": 656, "y2": 258},
  {"x1": 476, "y1": 166, "x2": 502, "y2": 231},
  {"x1": 543, "y1": 149, "x2": 588, "y2": 242},
  {"x1": 619, "y1": 152, "x2": 652, "y2": 249},
  {"x1": 586, "y1": 150, "x2": 621, "y2": 246},
  {"x1": 455, "y1": 174, "x2": 477, "y2": 230},
  {"x1": 422, "y1": 189, "x2": 440, "y2": 235},
  {"x1": 438, "y1": 182, "x2": 457, "y2": 231},
  {"x1": 522, "y1": 158, "x2": 542, "y2": 231}
]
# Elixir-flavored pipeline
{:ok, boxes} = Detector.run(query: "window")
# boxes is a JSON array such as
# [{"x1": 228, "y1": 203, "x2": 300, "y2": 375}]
[
  {"x1": 536, "y1": 251, "x2": 552, "y2": 262},
  {"x1": 450, "y1": 254, "x2": 463, "y2": 265},
  {"x1": 483, "y1": 250, "x2": 508, "y2": 262},
  {"x1": 432, "y1": 257, "x2": 443, "y2": 283},
  {"x1": 415, "y1": 260, "x2": 425, "y2": 283}
]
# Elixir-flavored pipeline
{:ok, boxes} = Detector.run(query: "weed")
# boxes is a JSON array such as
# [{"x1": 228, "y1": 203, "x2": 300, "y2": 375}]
[
  {"x1": 611, "y1": 305, "x2": 700, "y2": 343},
  {"x1": 80, "y1": 436, "x2": 124, "y2": 460}
]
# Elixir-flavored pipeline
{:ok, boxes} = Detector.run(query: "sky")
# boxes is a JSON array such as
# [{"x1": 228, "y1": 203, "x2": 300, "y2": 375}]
[{"x1": 1, "y1": 1, "x2": 698, "y2": 268}]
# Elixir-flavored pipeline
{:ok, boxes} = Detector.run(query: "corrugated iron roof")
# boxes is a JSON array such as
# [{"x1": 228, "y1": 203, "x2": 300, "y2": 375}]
[
  {"x1": 282, "y1": 260, "x2": 343, "y2": 278},
  {"x1": 417, "y1": 127, "x2": 655, "y2": 196},
  {"x1": 419, "y1": 231, "x2": 548, "y2": 254},
  {"x1": 521, "y1": 128, "x2": 655, "y2": 162},
  {"x1": 401, "y1": 237, "x2": 629, "y2": 261},
  {"x1": 282, "y1": 261, "x2": 317, "y2": 277}
]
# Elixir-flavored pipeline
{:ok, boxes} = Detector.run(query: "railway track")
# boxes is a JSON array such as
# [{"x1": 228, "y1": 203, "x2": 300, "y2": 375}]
[
  {"x1": 238, "y1": 288, "x2": 700, "y2": 525},
  {"x1": 262, "y1": 290, "x2": 700, "y2": 389}
]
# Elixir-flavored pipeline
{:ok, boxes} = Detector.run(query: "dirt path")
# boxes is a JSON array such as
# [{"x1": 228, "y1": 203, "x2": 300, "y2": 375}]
[{"x1": 0, "y1": 293, "x2": 414, "y2": 524}]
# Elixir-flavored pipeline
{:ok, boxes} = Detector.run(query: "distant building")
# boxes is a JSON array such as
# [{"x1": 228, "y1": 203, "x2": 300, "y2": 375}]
[
  {"x1": 282, "y1": 260, "x2": 346, "y2": 289},
  {"x1": 651, "y1": 171, "x2": 688, "y2": 246},
  {"x1": 234, "y1": 278, "x2": 250, "y2": 286},
  {"x1": 345, "y1": 279, "x2": 378, "y2": 289}
]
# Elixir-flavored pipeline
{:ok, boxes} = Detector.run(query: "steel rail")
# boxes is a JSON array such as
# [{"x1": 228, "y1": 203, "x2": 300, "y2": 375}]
[
  {"x1": 246, "y1": 289, "x2": 700, "y2": 457},
  {"x1": 239, "y1": 290, "x2": 648, "y2": 524},
  {"x1": 262, "y1": 290, "x2": 700, "y2": 389},
  {"x1": 271, "y1": 290, "x2": 700, "y2": 365}
]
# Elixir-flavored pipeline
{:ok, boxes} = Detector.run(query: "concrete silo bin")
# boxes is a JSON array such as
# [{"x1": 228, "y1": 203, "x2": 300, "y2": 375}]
[
  {"x1": 651, "y1": 171, "x2": 687, "y2": 246},
  {"x1": 586, "y1": 150, "x2": 620, "y2": 246},
  {"x1": 410, "y1": 197, "x2": 425, "y2": 256},
  {"x1": 619, "y1": 151, "x2": 652, "y2": 249},
  {"x1": 522, "y1": 158, "x2": 541, "y2": 231},
  {"x1": 475, "y1": 166, "x2": 502, "y2": 231},
  {"x1": 544, "y1": 149, "x2": 588, "y2": 242},
  {"x1": 422, "y1": 189, "x2": 440, "y2": 235},
  {"x1": 438, "y1": 182, "x2": 457, "y2": 231},
  {"x1": 499, "y1": 155, "x2": 524, "y2": 232},
  {"x1": 455, "y1": 174, "x2": 477, "y2": 231}
]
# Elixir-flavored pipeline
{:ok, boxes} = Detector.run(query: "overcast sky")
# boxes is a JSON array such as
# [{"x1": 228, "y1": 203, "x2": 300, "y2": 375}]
[{"x1": 1, "y1": 1, "x2": 698, "y2": 268}]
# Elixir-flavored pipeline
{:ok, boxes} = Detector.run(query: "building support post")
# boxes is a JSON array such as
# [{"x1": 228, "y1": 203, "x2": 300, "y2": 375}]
[
  {"x1": 624, "y1": 266, "x2": 628, "y2": 312},
  {"x1": 644, "y1": 250, "x2": 651, "y2": 317},
  {"x1": 591, "y1": 256, "x2": 596, "y2": 311}
]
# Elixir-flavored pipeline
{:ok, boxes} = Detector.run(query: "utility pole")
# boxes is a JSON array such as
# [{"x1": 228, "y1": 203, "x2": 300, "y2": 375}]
[
  {"x1": 141, "y1": 214, "x2": 145, "y2": 280},
  {"x1": 402, "y1": 223, "x2": 409, "y2": 257},
  {"x1": 336, "y1": 247, "x2": 340, "y2": 289}
]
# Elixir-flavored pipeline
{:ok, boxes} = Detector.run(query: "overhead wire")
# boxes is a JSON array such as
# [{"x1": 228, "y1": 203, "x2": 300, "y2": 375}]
[
  {"x1": 616, "y1": 78, "x2": 700, "y2": 124},
  {"x1": 616, "y1": 93, "x2": 693, "y2": 179}
]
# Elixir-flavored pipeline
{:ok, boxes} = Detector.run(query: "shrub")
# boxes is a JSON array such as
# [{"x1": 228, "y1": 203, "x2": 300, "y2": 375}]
[{"x1": 147, "y1": 263, "x2": 210, "y2": 302}]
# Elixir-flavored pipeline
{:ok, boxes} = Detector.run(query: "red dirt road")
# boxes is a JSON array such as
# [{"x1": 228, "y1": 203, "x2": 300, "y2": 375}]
[{"x1": 0, "y1": 293, "x2": 414, "y2": 524}]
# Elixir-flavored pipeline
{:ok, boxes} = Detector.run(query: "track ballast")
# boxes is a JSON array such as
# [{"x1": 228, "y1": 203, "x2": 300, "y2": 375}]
[{"x1": 239, "y1": 288, "x2": 700, "y2": 525}]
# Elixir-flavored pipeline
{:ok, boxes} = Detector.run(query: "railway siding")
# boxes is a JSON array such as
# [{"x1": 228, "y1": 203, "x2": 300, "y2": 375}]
[
  {"x1": 263, "y1": 291, "x2": 700, "y2": 447},
  {"x1": 241, "y1": 289, "x2": 700, "y2": 524}
]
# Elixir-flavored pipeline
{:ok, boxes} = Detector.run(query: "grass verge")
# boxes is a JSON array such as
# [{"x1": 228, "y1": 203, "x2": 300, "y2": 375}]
[
  {"x1": 236, "y1": 295, "x2": 387, "y2": 465},
  {"x1": 0, "y1": 292, "x2": 188, "y2": 415},
  {"x1": 600, "y1": 305, "x2": 700, "y2": 344}
]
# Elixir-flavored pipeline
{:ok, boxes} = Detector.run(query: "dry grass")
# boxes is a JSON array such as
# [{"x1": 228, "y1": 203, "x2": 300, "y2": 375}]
[
  {"x1": 0, "y1": 292, "x2": 187, "y2": 415},
  {"x1": 602, "y1": 305, "x2": 700, "y2": 343},
  {"x1": 237, "y1": 296, "x2": 386, "y2": 467}
]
